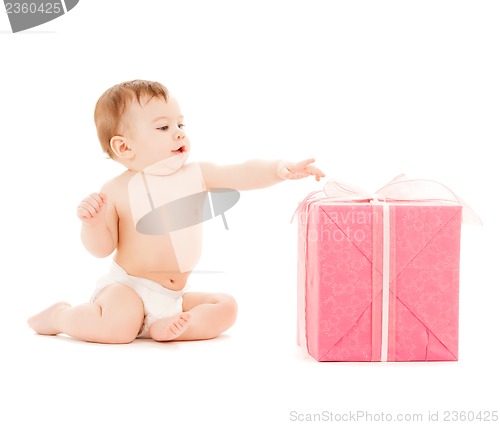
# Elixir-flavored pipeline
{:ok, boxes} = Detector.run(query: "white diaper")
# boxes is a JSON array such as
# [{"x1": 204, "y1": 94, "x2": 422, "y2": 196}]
[{"x1": 91, "y1": 261, "x2": 184, "y2": 338}]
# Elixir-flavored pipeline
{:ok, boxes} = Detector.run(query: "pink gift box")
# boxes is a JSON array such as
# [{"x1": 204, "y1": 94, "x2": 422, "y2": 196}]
[{"x1": 297, "y1": 197, "x2": 462, "y2": 362}]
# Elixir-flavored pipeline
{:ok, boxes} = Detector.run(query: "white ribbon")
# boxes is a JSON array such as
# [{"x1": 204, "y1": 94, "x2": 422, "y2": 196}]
[{"x1": 379, "y1": 201, "x2": 391, "y2": 362}]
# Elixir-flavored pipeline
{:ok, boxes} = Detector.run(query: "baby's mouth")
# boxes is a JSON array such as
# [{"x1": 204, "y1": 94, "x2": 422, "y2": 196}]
[{"x1": 172, "y1": 145, "x2": 186, "y2": 155}]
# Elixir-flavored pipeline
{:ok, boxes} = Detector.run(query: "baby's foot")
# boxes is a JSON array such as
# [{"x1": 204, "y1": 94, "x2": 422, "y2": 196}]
[
  {"x1": 149, "y1": 312, "x2": 191, "y2": 342},
  {"x1": 27, "y1": 302, "x2": 70, "y2": 336}
]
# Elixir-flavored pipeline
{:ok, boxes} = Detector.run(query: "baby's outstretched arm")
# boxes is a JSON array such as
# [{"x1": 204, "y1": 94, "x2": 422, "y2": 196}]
[
  {"x1": 200, "y1": 158, "x2": 324, "y2": 190},
  {"x1": 77, "y1": 191, "x2": 117, "y2": 258}
]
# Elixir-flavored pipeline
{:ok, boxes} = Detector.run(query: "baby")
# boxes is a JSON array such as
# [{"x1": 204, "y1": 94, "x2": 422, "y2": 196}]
[{"x1": 28, "y1": 80, "x2": 324, "y2": 343}]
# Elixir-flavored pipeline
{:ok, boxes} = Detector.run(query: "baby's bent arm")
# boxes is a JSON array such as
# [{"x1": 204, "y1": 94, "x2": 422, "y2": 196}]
[
  {"x1": 79, "y1": 188, "x2": 118, "y2": 258},
  {"x1": 199, "y1": 160, "x2": 284, "y2": 190},
  {"x1": 80, "y1": 220, "x2": 117, "y2": 258}
]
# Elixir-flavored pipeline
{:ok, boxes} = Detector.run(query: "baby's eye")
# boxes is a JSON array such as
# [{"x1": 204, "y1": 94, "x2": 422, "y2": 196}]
[
  {"x1": 158, "y1": 125, "x2": 169, "y2": 131},
  {"x1": 178, "y1": 123, "x2": 185, "y2": 129}
]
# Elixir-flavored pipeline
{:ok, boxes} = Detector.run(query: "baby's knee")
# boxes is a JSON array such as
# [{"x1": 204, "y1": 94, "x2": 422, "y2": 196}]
[
  {"x1": 214, "y1": 293, "x2": 238, "y2": 325},
  {"x1": 95, "y1": 284, "x2": 144, "y2": 343}
]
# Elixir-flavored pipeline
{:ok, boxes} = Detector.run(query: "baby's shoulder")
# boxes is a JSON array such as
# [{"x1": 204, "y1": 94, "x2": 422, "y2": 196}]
[{"x1": 100, "y1": 171, "x2": 133, "y2": 198}]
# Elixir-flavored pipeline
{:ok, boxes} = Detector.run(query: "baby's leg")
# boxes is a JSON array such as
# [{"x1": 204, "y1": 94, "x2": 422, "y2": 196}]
[
  {"x1": 27, "y1": 283, "x2": 144, "y2": 344},
  {"x1": 170, "y1": 292, "x2": 237, "y2": 341}
]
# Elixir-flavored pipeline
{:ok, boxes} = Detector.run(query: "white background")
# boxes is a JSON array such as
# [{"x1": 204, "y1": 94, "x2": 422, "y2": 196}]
[{"x1": 1, "y1": 1, "x2": 499, "y2": 424}]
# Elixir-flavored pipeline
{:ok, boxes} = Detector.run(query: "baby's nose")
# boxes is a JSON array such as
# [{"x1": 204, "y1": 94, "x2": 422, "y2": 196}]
[{"x1": 175, "y1": 129, "x2": 185, "y2": 139}]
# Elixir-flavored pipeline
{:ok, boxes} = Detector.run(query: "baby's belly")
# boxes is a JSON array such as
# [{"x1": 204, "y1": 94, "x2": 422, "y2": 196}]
[
  {"x1": 115, "y1": 229, "x2": 202, "y2": 291},
  {"x1": 118, "y1": 260, "x2": 192, "y2": 291}
]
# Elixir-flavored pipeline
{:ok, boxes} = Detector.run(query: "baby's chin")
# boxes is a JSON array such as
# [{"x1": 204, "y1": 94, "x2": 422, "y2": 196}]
[
  {"x1": 142, "y1": 149, "x2": 189, "y2": 176},
  {"x1": 170, "y1": 148, "x2": 189, "y2": 163}
]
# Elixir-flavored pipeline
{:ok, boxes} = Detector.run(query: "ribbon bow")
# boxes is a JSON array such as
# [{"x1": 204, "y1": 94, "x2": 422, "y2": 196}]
[{"x1": 300, "y1": 174, "x2": 481, "y2": 225}]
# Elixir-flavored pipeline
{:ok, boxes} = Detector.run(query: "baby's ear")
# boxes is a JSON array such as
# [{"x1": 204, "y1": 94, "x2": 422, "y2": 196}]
[{"x1": 110, "y1": 136, "x2": 133, "y2": 159}]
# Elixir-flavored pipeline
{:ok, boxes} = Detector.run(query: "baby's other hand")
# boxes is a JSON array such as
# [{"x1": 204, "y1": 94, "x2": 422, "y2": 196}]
[
  {"x1": 278, "y1": 158, "x2": 325, "y2": 182},
  {"x1": 77, "y1": 192, "x2": 107, "y2": 226}
]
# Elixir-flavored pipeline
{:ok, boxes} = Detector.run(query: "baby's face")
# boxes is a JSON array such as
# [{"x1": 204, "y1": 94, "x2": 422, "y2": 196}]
[{"x1": 124, "y1": 96, "x2": 190, "y2": 170}]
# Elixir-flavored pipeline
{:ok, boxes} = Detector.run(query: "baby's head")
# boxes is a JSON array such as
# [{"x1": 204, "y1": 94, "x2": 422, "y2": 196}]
[{"x1": 94, "y1": 80, "x2": 189, "y2": 172}]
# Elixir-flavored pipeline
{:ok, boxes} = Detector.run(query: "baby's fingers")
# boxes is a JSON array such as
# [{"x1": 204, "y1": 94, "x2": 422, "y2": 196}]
[
  {"x1": 77, "y1": 202, "x2": 98, "y2": 218},
  {"x1": 296, "y1": 158, "x2": 316, "y2": 168},
  {"x1": 77, "y1": 193, "x2": 106, "y2": 219},
  {"x1": 84, "y1": 195, "x2": 101, "y2": 214},
  {"x1": 77, "y1": 205, "x2": 93, "y2": 219},
  {"x1": 307, "y1": 165, "x2": 325, "y2": 181},
  {"x1": 89, "y1": 192, "x2": 105, "y2": 207}
]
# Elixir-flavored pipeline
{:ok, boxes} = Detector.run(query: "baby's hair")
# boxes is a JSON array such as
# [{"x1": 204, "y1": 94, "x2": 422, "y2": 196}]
[{"x1": 94, "y1": 80, "x2": 169, "y2": 159}]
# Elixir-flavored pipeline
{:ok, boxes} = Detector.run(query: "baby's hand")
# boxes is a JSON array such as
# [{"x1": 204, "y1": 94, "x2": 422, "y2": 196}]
[
  {"x1": 277, "y1": 158, "x2": 325, "y2": 182},
  {"x1": 77, "y1": 192, "x2": 107, "y2": 226}
]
